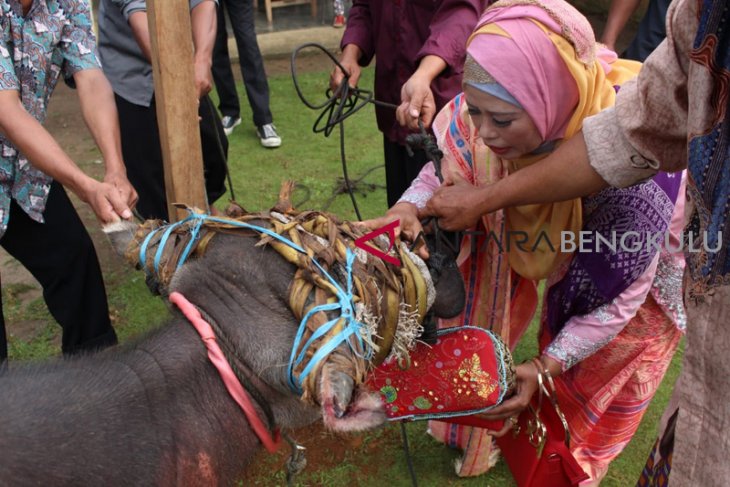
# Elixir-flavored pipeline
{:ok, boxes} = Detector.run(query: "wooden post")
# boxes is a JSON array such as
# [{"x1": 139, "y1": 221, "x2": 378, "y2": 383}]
[{"x1": 147, "y1": 0, "x2": 208, "y2": 222}]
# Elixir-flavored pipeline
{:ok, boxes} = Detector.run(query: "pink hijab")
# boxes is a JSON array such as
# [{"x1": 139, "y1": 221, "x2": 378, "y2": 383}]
[{"x1": 465, "y1": 6, "x2": 579, "y2": 143}]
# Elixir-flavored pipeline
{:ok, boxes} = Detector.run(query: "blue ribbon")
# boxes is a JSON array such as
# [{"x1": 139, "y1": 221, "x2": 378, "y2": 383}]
[{"x1": 137, "y1": 210, "x2": 374, "y2": 395}]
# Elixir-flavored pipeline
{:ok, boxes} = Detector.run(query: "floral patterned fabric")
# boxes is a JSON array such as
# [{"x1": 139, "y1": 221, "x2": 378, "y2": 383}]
[
  {"x1": 0, "y1": 0, "x2": 100, "y2": 237},
  {"x1": 367, "y1": 327, "x2": 513, "y2": 423}
]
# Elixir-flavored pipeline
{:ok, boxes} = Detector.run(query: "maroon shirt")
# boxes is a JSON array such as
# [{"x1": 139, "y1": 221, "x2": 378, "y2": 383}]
[{"x1": 341, "y1": 0, "x2": 490, "y2": 145}]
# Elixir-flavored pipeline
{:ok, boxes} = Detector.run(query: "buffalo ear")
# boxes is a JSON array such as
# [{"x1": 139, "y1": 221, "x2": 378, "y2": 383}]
[{"x1": 102, "y1": 220, "x2": 140, "y2": 257}]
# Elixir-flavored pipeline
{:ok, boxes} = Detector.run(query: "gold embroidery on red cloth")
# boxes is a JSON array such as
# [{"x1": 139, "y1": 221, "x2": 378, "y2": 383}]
[{"x1": 458, "y1": 353, "x2": 499, "y2": 399}]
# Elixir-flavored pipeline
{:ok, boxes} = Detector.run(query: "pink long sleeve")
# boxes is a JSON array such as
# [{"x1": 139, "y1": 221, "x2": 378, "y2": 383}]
[
  {"x1": 397, "y1": 162, "x2": 441, "y2": 209},
  {"x1": 544, "y1": 173, "x2": 687, "y2": 371}
]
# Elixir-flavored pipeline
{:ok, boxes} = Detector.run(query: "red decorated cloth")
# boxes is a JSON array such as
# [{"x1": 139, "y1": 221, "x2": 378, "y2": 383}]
[{"x1": 366, "y1": 326, "x2": 513, "y2": 423}]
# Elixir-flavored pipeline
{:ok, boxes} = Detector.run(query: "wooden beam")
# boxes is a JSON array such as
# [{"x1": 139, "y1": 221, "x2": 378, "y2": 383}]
[{"x1": 147, "y1": 0, "x2": 208, "y2": 222}]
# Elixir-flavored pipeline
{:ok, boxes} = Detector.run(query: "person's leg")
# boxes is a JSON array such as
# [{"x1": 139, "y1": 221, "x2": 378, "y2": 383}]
[
  {"x1": 549, "y1": 294, "x2": 682, "y2": 484},
  {"x1": 226, "y1": 0, "x2": 273, "y2": 128},
  {"x1": 622, "y1": 0, "x2": 670, "y2": 62},
  {"x1": 668, "y1": 285, "x2": 730, "y2": 485},
  {"x1": 0, "y1": 182, "x2": 117, "y2": 356},
  {"x1": 115, "y1": 94, "x2": 169, "y2": 220},
  {"x1": 333, "y1": 0, "x2": 345, "y2": 27},
  {"x1": 383, "y1": 137, "x2": 429, "y2": 208},
  {"x1": 333, "y1": 0, "x2": 344, "y2": 17},
  {"x1": 211, "y1": 1, "x2": 241, "y2": 120}
]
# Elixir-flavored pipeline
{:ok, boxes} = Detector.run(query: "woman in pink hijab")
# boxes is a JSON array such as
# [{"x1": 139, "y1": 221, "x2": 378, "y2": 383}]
[{"x1": 366, "y1": 0, "x2": 686, "y2": 482}]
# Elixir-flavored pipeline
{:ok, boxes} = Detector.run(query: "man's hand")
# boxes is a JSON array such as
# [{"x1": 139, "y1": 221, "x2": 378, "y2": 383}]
[
  {"x1": 330, "y1": 44, "x2": 362, "y2": 95},
  {"x1": 193, "y1": 58, "x2": 213, "y2": 99},
  {"x1": 395, "y1": 55, "x2": 447, "y2": 130},
  {"x1": 396, "y1": 74, "x2": 436, "y2": 131},
  {"x1": 80, "y1": 178, "x2": 134, "y2": 223},
  {"x1": 422, "y1": 178, "x2": 488, "y2": 231},
  {"x1": 104, "y1": 170, "x2": 138, "y2": 211}
]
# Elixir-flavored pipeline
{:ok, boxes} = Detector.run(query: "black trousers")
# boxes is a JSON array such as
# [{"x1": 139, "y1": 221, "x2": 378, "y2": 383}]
[
  {"x1": 623, "y1": 0, "x2": 670, "y2": 62},
  {"x1": 383, "y1": 137, "x2": 429, "y2": 208},
  {"x1": 0, "y1": 182, "x2": 117, "y2": 361},
  {"x1": 115, "y1": 94, "x2": 228, "y2": 221},
  {"x1": 212, "y1": 0, "x2": 272, "y2": 127}
]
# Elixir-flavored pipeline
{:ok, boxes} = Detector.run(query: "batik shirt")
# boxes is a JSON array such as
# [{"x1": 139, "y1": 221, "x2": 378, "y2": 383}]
[{"x1": 0, "y1": 0, "x2": 100, "y2": 237}]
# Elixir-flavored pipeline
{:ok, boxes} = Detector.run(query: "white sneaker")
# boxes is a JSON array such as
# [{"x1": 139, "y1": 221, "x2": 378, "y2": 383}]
[
  {"x1": 221, "y1": 115, "x2": 241, "y2": 136},
  {"x1": 256, "y1": 123, "x2": 282, "y2": 148}
]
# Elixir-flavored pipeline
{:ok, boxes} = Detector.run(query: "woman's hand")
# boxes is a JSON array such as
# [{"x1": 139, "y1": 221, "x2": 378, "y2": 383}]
[
  {"x1": 422, "y1": 178, "x2": 488, "y2": 231},
  {"x1": 359, "y1": 202, "x2": 429, "y2": 259},
  {"x1": 477, "y1": 362, "x2": 541, "y2": 437}
]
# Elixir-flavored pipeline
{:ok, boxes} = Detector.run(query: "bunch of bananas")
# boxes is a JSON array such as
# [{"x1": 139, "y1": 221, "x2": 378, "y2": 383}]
[{"x1": 126, "y1": 200, "x2": 432, "y2": 401}]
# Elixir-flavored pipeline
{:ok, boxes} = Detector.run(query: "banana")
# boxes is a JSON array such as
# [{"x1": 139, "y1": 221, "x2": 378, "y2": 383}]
[
  {"x1": 269, "y1": 240, "x2": 301, "y2": 266},
  {"x1": 353, "y1": 276, "x2": 367, "y2": 307},
  {"x1": 401, "y1": 251, "x2": 428, "y2": 321},
  {"x1": 334, "y1": 239, "x2": 348, "y2": 261},
  {"x1": 372, "y1": 286, "x2": 399, "y2": 365},
  {"x1": 400, "y1": 260, "x2": 417, "y2": 317},
  {"x1": 289, "y1": 276, "x2": 314, "y2": 318},
  {"x1": 312, "y1": 274, "x2": 341, "y2": 298}
]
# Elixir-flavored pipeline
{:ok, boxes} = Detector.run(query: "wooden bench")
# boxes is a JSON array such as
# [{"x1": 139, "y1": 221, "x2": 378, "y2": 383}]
[{"x1": 263, "y1": 0, "x2": 317, "y2": 26}]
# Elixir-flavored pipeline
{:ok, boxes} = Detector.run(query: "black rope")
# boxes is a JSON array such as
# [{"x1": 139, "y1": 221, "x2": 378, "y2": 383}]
[
  {"x1": 290, "y1": 43, "x2": 398, "y2": 221},
  {"x1": 292, "y1": 44, "x2": 429, "y2": 486},
  {"x1": 205, "y1": 95, "x2": 238, "y2": 203},
  {"x1": 400, "y1": 422, "x2": 419, "y2": 487}
]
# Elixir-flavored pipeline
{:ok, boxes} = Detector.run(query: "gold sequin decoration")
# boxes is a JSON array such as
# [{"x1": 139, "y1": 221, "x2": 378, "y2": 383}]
[{"x1": 457, "y1": 353, "x2": 499, "y2": 399}]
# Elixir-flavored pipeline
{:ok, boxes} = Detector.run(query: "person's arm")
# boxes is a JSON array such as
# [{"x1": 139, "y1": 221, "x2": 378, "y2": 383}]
[
  {"x1": 480, "y1": 253, "x2": 661, "y2": 431},
  {"x1": 361, "y1": 162, "x2": 441, "y2": 258},
  {"x1": 585, "y1": 0, "x2": 695, "y2": 185},
  {"x1": 73, "y1": 69, "x2": 138, "y2": 209},
  {"x1": 54, "y1": 0, "x2": 135, "y2": 220},
  {"x1": 190, "y1": 0, "x2": 217, "y2": 98},
  {"x1": 121, "y1": 0, "x2": 217, "y2": 96},
  {"x1": 396, "y1": 55, "x2": 446, "y2": 130},
  {"x1": 601, "y1": 0, "x2": 643, "y2": 51},
  {"x1": 422, "y1": 0, "x2": 696, "y2": 229},
  {"x1": 397, "y1": 0, "x2": 487, "y2": 130},
  {"x1": 0, "y1": 91, "x2": 132, "y2": 222},
  {"x1": 127, "y1": 11, "x2": 152, "y2": 61},
  {"x1": 112, "y1": 0, "x2": 153, "y2": 60},
  {"x1": 331, "y1": 43, "x2": 363, "y2": 91},
  {"x1": 330, "y1": 0, "x2": 373, "y2": 91},
  {"x1": 421, "y1": 131, "x2": 608, "y2": 230}
]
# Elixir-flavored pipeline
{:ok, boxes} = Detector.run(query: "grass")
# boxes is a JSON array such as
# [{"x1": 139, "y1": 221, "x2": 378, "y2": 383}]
[
  {"x1": 212, "y1": 60, "x2": 387, "y2": 220},
  {"x1": 5, "y1": 63, "x2": 683, "y2": 485}
]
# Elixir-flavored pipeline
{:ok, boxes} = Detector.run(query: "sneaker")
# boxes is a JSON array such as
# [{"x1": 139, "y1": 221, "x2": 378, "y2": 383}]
[
  {"x1": 333, "y1": 14, "x2": 345, "y2": 28},
  {"x1": 221, "y1": 115, "x2": 241, "y2": 136},
  {"x1": 256, "y1": 123, "x2": 282, "y2": 148}
]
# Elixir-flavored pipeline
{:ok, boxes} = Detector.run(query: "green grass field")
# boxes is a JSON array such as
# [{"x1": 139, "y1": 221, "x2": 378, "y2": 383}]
[{"x1": 6, "y1": 64, "x2": 682, "y2": 486}]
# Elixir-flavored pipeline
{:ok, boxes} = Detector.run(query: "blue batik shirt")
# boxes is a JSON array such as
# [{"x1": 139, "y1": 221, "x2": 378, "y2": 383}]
[{"x1": 0, "y1": 0, "x2": 100, "y2": 237}]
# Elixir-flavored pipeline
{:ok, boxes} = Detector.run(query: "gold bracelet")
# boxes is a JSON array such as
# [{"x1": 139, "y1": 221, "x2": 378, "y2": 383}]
[{"x1": 534, "y1": 357, "x2": 572, "y2": 447}]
